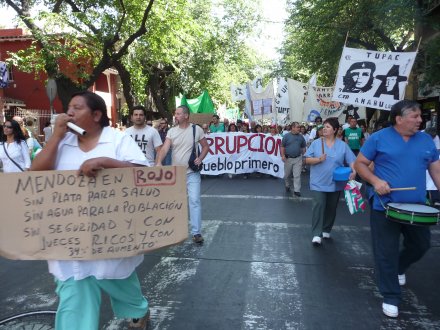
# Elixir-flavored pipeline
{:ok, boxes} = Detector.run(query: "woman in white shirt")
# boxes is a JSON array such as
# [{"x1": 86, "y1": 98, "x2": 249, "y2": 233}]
[
  {"x1": 31, "y1": 91, "x2": 150, "y2": 330},
  {"x1": 0, "y1": 120, "x2": 31, "y2": 172}
]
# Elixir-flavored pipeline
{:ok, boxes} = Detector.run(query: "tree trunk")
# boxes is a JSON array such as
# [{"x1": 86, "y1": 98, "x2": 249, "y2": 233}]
[
  {"x1": 55, "y1": 76, "x2": 83, "y2": 112},
  {"x1": 147, "y1": 65, "x2": 174, "y2": 119},
  {"x1": 113, "y1": 61, "x2": 135, "y2": 111}
]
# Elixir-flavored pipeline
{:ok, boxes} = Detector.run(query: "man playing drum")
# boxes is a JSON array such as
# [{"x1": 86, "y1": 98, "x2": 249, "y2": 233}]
[{"x1": 355, "y1": 100, "x2": 440, "y2": 318}]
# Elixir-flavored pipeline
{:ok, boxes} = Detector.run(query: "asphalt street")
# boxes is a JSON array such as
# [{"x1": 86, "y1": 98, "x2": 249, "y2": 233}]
[{"x1": 1, "y1": 173, "x2": 440, "y2": 329}]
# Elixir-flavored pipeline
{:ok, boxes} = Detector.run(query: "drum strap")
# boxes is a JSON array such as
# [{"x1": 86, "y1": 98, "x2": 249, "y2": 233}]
[{"x1": 375, "y1": 193, "x2": 388, "y2": 212}]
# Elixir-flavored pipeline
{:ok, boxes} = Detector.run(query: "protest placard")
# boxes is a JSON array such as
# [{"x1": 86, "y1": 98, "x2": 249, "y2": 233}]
[
  {"x1": 0, "y1": 166, "x2": 188, "y2": 260},
  {"x1": 189, "y1": 113, "x2": 213, "y2": 126}
]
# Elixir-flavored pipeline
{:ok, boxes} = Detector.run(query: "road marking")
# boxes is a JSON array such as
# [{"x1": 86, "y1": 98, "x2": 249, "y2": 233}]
[
  {"x1": 202, "y1": 194, "x2": 348, "y2": 203},
  {"x1": 243, "y1": 224, "x2": 302, "y2": 329},
  {"x1": 202, "y1": 194, "x2": 313, "y2": 201},
  {"x1": 136, "y1": 220, "x2": 440, "y2": 329},
  {"x1": 244, "y1": 262, "x2": 302, "y2": 330}
]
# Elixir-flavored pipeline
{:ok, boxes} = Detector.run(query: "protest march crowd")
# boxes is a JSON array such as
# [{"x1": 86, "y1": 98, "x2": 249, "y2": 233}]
[{"x1": 1, "y1": 92, "x2": 440, "y2": 328}]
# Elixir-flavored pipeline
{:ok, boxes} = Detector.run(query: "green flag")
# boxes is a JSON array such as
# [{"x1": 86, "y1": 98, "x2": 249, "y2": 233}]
[{"x1": 175, "y1": 90, "x2": 215, "y2": 114}]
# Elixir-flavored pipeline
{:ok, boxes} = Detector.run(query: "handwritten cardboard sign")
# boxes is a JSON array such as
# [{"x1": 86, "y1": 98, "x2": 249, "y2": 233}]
[
  {"x1": 0, "y1": 166, "x2": 188, "y2": 260},
  {"x1": 189, "y1": 113, "x2": 213, "y2": 126}
]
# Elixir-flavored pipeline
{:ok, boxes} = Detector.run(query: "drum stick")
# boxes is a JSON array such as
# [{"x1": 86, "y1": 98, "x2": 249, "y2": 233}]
[
  {"x1": 390, "y1": 187, "x2": 416, "y2": 191},
  {"x1": 321, "y1": 137, "x2": 324, "y2": 154},
  {"x1": 67, "y1": 122, "x2": 87, "y2": 135}
]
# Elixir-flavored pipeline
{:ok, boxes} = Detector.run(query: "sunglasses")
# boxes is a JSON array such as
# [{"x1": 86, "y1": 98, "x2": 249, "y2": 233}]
[
  {"x1": 160, "y1": 122, "x2": 166, "y2": 124},
  {"x1": 3, "y1": 125, "x2": 13, "y2": 129}
]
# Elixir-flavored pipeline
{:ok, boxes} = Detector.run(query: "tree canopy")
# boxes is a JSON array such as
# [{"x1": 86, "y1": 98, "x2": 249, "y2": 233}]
[
  {"x1": 3, "y1": 0, "x2": 268, "y2": 117},
  {"x1": 280, "y1": 0, "x2": 425, "y2": 85}
]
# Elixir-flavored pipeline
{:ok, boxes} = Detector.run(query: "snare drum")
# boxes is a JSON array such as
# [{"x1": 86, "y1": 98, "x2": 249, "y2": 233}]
[{"x1": 385, "y1": 203, "x2": 440, "y2": 226}]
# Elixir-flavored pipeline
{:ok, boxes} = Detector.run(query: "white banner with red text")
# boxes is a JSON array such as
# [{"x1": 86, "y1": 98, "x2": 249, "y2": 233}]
[{"x1": 202, "y1": 132, "x2": 284, "y2": 178}]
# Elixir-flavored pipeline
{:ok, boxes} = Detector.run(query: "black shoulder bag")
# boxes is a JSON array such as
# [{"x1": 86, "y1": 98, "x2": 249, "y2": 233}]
[
  {"x1": 188, "y1": 125, "x2": 203, "y2": 172},
  {"x1": 2, "y1": 142, "x2": 25, "y2": 172}
]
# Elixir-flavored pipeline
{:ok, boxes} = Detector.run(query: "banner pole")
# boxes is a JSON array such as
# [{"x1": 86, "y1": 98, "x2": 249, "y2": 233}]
[
  {"x1": 416, "y1": 37, "x2": 422, "y2": 52},
  {"x1": 344, "y1": 31, "x2": 349, "y2": 46}
]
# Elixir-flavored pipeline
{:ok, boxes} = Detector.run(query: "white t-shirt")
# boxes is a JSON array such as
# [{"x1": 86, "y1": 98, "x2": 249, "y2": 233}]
[
  {"x1": 48, "y1": 126, "x2": 149, "y2": 281},
  {"x1": 26, "y1": 137, "x2": 41, "y2": 151},
  {"x1": 0, "y1": 141, "x2": 31, "y2": 172},
  {"x1": 125, "y1": 125, "x2": 163, "y2": 165},
  {"x1": 167, "y1": 124, "x2": 204, "y2": 173},
  {"x1": 433, "y1": 135, "x2": 440, "y2": 150},
  {"x1": 308, "y1": 128, "x2": 317, "y2": 142},
  {"x1": 43, "y1": 126, "x2": 52, "y2": 142},
  {"x1": 342, "y1": 123, "x2": 350, "y2": 130}
]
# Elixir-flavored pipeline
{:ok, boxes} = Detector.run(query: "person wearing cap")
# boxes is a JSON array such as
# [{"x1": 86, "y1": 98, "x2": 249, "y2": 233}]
[{"x1": 354, "y1": 100, "x2": 440, "y2": 318}]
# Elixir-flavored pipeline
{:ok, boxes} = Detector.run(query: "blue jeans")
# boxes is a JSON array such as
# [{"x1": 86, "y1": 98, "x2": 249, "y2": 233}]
[
  {"x1": 154, "y1": 148, "x2": 172, "y2": 166},
  {"x1": 163, "y1": 148, "x2": 172, "y2": 166},
  {"x1": 187, "y1": 171, "x2": 202, "y2": 236},
  {"x1": 370, "y1": 209, "x2": 431, "y2": 306}
]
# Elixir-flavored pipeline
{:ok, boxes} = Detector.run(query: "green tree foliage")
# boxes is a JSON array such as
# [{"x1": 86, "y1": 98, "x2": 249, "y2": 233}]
[
  {"x1": 128, "y1": 0, "x2": 264, "y2": 116},
  {"x1": 5, "y1": 0, "x2": 156, "y2": 110},
  {"x1": 4, "y1": 0, "x2": 267, "y2": 117},
  {"x1": 280, "y1": 0, "x2": 419, "y2": 85}
]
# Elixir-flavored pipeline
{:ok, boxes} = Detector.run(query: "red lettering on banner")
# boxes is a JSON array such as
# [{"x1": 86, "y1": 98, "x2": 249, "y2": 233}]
[
  {"x1": 206, "y1": 137, "x2": 215, "y2": 155},
  {"x1": 265, "y1": 136, "x2": 276, "y2": 155},
  {"x1": 225, "y1": 136, "x2": 237, "y2": 154},
  {"x1": 214, "y1": 137, "x2": 226, "y2": 154},
  {"x1": 206, "y1": 133, "x2": 281, "y2": 156},
  {"x1": 237, "y1": 135, "x2": 247, "y2": 153}
]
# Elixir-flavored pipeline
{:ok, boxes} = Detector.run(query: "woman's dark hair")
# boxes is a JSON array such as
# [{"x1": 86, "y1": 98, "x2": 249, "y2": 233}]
[
  {"x1": 71, "y1": 91, "x2": 110, "y2": 127},
  {"x1": 323, "y1": 117, "x2": 340, "y2": 137},
  {"x1": 228, "y1": 123, "x2": 237, "y2": 132},
  {"x1": 254, "y1": 124, "x2": 262, "y2": 133},
  {"x1": 2, "y1": 120, "x2": 27, "y2": 143}
]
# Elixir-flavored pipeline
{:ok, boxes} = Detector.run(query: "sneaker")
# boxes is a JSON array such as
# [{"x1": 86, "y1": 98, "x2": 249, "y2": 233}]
[
  {"x1": 129, "y1": 310, "x2": 150, "y2": 329},
  {"x1": 294, "y1": 192, "x2": 301, "y2": 197},
  {"x1": 228, "y1": 174, "x2": 233, "y2": 179},
  {"x1": 382, "y1": 303, "x2": 398, "y2": 318},
  {"x1": 285, "y1": 186, "x2": 291, "y2": 193},
  {"x1": 398, "y1": 274, "x2": 406, "y2": 286},
  {"x1": 243, "y1": 175, "x2": 248, "y2": 179},
  {"x1": 312, "y1": 236, "x2": 322, "y2": 245},
  {"x1": 322, "y1": 232, "x2": 331, "y2": 239},
  {"x1": 192, "y1": 234, "x2": 204, "y2": 244}
]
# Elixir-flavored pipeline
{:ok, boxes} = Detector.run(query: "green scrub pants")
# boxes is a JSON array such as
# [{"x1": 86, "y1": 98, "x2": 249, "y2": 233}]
[{"x1": 55, "y1": 272, "x2": 148, "y2": 330}]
